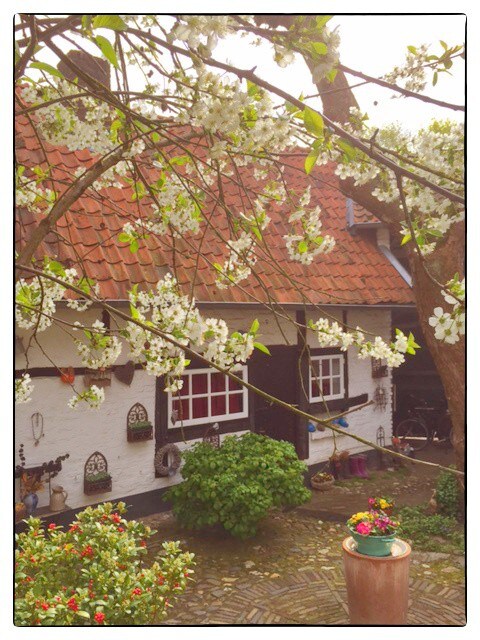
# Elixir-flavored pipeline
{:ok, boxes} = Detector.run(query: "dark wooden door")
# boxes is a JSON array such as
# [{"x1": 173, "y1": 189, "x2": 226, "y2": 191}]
[{"x1": 251, "y1": 345, "x2": 298, "y2": 449}]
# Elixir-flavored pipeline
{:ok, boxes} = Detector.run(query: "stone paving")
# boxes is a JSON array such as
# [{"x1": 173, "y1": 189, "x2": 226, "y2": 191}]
[{"x1": 144, "y1": 509, "x2": 465, "y2": 626}]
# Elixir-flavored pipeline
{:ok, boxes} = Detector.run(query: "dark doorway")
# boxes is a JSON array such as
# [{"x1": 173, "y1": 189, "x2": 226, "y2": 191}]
[{"x1": 250, "y1": 345, "x2": 298, "y2": 451}]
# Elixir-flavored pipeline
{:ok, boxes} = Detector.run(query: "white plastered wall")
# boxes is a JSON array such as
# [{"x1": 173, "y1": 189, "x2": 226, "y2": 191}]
[{"x1": 305, "y1": 308, "x2": 393, "y2": 466}]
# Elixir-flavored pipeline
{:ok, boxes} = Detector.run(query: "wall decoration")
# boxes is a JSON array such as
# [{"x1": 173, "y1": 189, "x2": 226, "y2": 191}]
[
  {"x1": 154, "y1": 444, "x2": 182, "y2": 477},
  {"x1": 31, "y1": 412, "x2": 45, "y2": 446},
  {"x1": 127, "y1": 402, "x2": 153, "y2": 442},
  {"x1": 114, "y1": 361, "x2": 135, "y2": 386},
  {"x1": 60, "y1": 367, "x2": 75, "y2": 384},
  {"x1": 84, "y1": 451, "x2": 112, "y2": 495},
  {"x1": 371, "y1": 357, "x2": 388, "y2": 379},
  {"x1": 374, "y1": 386, "x2": 387, "y2": 411},
  {"x1": 202, "y1": 422, "x2": 220, "y2": 448},
  {"x1": 83, "y1": 368, "x2": 111, "y2": 388}
]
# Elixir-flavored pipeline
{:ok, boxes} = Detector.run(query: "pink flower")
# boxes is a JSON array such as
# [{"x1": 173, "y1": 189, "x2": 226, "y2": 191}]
[
  {"x1": 356, "y1": 522, "x2": 372, "y2": 535},
  {"x1": 368, "y1": 498, "x2": 375, "y2": 506}
]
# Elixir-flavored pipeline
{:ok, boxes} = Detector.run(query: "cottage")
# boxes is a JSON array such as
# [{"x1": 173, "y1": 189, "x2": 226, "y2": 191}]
[{"x1": 15, "y1": 106, "x2": 415, "y2": 519}]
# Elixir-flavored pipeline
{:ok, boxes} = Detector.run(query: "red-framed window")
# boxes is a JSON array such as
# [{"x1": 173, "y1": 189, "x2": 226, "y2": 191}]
[{"x1": 168, "y1": 366, "x2": 248, "y2": 427}]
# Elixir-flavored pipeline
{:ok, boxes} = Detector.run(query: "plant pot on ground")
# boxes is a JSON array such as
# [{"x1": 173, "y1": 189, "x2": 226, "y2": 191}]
[
  {"x1": 310, "y1": 472, "x2": 335, "y2": 491},
  {"x1": 84, "y1": 472, "x2": 112, "y2": 495},
  {"x1": 127, "y1": 420, "x2": 153, "y2": 442}
]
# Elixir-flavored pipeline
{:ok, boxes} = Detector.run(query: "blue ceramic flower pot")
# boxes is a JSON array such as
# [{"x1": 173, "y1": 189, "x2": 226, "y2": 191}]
[
  {"x1": 348, "y1": 527, "x2": 396, "y2": 557},
  {"x1": 23, "y1": 492, "x2": 38, "y2": 516}
]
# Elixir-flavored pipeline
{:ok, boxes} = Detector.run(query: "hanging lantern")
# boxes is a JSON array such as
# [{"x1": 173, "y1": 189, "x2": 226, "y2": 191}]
[
  {"x1": 374, "y1": 386, "x2": 387, "y2": 411},
  {"x1": 376, "y1": 425, "x2": 386, "y2": 470}
]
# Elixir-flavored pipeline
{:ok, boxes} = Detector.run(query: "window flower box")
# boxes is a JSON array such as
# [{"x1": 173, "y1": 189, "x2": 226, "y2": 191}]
[
  {"x1": 127, "y1": 420, "x2": 153, "y2": 442},
  {"x1": 84, "y1": 471, "x2": 112, "y2": 495}
]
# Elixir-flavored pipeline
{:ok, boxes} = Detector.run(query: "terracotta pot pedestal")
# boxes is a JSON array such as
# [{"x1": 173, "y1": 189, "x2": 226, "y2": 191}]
[{"x1": 342, "y1": 536, "x2": 411, "y2": 625}]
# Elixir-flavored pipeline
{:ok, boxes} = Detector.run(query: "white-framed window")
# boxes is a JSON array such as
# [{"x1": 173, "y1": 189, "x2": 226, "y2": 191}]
[
  {"x1": 309, "y1": 354, "x2": 345, "y2": 402},
  {"x1": 168, "y1": 366, "x2": 249, "y2": 427}
]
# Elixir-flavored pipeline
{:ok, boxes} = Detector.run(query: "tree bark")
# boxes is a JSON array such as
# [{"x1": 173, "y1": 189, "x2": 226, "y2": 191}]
[{"x1": 314, "y1": 68, "x2": 465, "y2": 474}]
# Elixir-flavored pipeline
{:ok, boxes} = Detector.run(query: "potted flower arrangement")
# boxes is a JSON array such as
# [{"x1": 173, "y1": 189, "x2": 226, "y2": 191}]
[
  {"x1": 310, "y1": 471, "x2": 335, "y2": 491},
  {"x1": 127, "y1": 419, "x2": 153, "y2": 442},
  {"x1": 368, "y1": 496, "x2": 395, "y2": 515},
  {"x1": 347, "y1": 510, "x2": 400, "y2": 557},
  {"x1": 84, "y1": 471, "x2": 112, "y2": 496}
]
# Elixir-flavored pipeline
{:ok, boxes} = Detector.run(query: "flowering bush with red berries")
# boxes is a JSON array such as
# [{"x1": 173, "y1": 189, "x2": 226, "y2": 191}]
[{"x1": 15, "y1": 502, "x2": 194, "y2": 626}]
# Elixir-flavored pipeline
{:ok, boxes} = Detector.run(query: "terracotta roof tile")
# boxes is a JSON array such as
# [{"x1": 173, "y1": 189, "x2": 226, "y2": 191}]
[{"x1": 15, "y1": 112, "x2": 414, "y2": 306}]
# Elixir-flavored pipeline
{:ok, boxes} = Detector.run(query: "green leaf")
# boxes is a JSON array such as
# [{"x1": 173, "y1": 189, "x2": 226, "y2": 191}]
[
  {"x1": 246, "y1": 80, "x2": 260, "y2": 97},
  {"x1": 94, "y1": 35, "x2": 119, "y2": 68},
  {"x1": 249, "y1": 319, "x2": 260, "y2": 335},
  {"x1": 118, "y1": 232, "x2": 131, "y2": 243},
  {"x1": 400, "y1": 233, "x2": 411, "y2": 246},
  {"x1": 30, "y1": 62, "x2": 63, "y2": 79},
  {"x1": 129, "y1": 239, "x2": 139, "y2": 253},
  {"x1": 311, "y1": 42, "x2": 328, "y2": 56},
  {"x1": 337, "y1": 138, "x2": 357, "y2": 161},
  {"x1": 254, "y1": 342, "x2": 271, "y2": 355},
  {"x1": 298, "y1": 240, "x2": 308, "y2": 254},
  {"x1": 433, "y1": 71, "x2": 438, "y2": 86},
  {"x1": 303, "y1": 106, "x2": 324, "y2": 137},
  {"x1": 76, "y1": 610, "x2": 90, "y2": 619},
  {"x1": 315, "y1": 15, "x2": 333, "y2": 31},
  {"x1": 305, "y1": 146, "x2": 320, "y2": 175},
  {"x1": 325, "y1": 67, "x2": 338, "y2": 83},
  {"x1": 407, "y1": 45, "x2": 417, "y2": 54},
  {"x1": 92, "y1": 15, "x2": 127, "y2": 31}
]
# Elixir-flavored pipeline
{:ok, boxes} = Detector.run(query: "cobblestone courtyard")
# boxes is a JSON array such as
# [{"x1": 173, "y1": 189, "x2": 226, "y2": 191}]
[{"x1": 145, "y1": 504, "x2": 465, "y2": 626}]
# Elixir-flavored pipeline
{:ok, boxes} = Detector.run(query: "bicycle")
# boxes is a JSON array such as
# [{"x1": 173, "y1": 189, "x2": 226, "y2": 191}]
[{"x1": 394, "y1": 396, "x2": 453, "y2": 452}]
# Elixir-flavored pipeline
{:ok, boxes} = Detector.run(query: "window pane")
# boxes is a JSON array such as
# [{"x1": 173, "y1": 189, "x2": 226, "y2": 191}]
[
  {"x1": 311, "y1": 378, "x2": 320, "y2": 398},
  {"x1": 192, "y1": 397, "x2": 208, "y2": 418},
  {"x1": 211, "y1": 395, "x2": 226, "y2": 416},
  {"x1": 332, "y1": 378, "x2": 341, "y2": 395},
  {"x1": 228, "y1": 375, "x2": 242, "y2": 391},
  {"x1": 332, "y1": 358, "x2": 340, "y2": 375},
  {"x1": 211, "y1": 372, "x2": 226, "y2": 392},
  {"x1": 192, "y1": 373, "x2": 208, "y2": 394},
  {"x1": 179, "y1": 376, "x2": 189, "y2": 396},
  {"x1": 321, "y1": 359, "x2": 330, "y2": 376},
  {"x1": 322, "y1": 379, "x2": 331, "y2": 396},
  {"x1": 229, "y1": 394, "x2": 243, "y2": 413},
  {"x1": 310, "y1": 360, "x2": 320, "y2": 377},
  {"x1": 172, "y1": 398, "x2": 189, "y2": 422}
]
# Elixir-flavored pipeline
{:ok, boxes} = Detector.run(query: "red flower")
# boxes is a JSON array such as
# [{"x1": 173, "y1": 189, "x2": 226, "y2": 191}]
[
  {"x1": 48, "y1": 523, "x2": 56, "y2": 530},
  {"x1": 131, "y1": 587, "x2": 142, "y2": 596},
  {"x1": 69, "y1": 524, "x2": 80, "y2": 533},
  {"x1": 41, "y1": 603, "x2": 49, "y2": 611},
  {"x1": 157, "y1": 575, "x2": 165, "y2": 585},
  {"x1": 81, "y1": 545, "x2": 94, "y2": 558},
  {"x1": 174, "y1": 582, "x2": 180, "y2": 589},
  {"x1": 29, "y1": 556, "x2": 36, "y2": 563},
  {"x1": 140, "y1": 540, "x2": 147, "y2": 547},
  {"x1": 94, "y1": 611, "x2": 105, "y2": 624},
  {"x1": 111, "y1": 513, "x2": 121, "y2": 523},
  {"x1": 67, "y1": 597, "x2": 78, "y2": 612},
  {"x1": 117, "y1": 526, "x2": 124, "y2": 533},
  {"x1": 24, "y1": 576, "x2": 33, "y2": 582}
]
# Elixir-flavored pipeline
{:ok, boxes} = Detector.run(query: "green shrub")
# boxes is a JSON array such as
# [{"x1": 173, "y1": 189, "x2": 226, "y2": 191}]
[
  {"x1": 15, "y1": 502, "x2": 194, "y2": 626},
  {"x1": 398, "y1": 505, "x2": 463, "y2": 552},
  {"x1": 436, "y1": 469, "x2": 460, "y2": 518},
  {"x1": 166, "y1": 432, "x2": 311, "y2": 539}
]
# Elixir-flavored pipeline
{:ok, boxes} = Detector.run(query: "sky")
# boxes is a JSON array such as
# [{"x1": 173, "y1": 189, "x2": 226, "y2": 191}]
[{"x1": 213, "y1": 14, "x2": 465, "y2": 131}]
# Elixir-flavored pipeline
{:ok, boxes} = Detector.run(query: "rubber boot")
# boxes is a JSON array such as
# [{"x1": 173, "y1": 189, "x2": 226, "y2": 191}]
[
  {"x1": 349, "y1": 456, "x2": 361, "y2": 477},
  {"x1": 340, "y1": 457, "x2": 351, "y2": 479},
  {"x1": 357, "y1": 455, "x2": 369, "y2": 479}
]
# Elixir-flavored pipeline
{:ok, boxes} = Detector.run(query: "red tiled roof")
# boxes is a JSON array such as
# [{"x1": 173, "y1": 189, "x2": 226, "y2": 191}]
[{"x1": 15, "y1": 113, "x2": 414, "y2": 306}]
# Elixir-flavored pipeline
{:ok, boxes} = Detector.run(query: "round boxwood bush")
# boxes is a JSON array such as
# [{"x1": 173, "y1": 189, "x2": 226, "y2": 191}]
[{"x1": 165, "y1": 432, "x2": 311, "y2": 539}]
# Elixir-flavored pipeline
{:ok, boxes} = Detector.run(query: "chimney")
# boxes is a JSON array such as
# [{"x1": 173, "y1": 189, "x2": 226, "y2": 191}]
[{"x1": 58, "y1": 50, "x2": 110, "y2": 89}]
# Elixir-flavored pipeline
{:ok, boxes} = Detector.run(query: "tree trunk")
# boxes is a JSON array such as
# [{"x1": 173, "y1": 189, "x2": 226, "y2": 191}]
[{"x1": 313, "y1": 68, "x2": 465, "y2": 473}]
